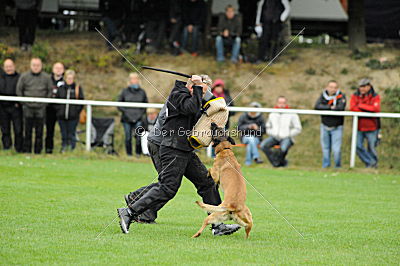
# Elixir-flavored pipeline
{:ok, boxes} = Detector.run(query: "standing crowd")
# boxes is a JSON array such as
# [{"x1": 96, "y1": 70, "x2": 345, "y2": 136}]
[
  {"x1": 0, "y1": 57, "x2": 382, "y2": 168},
  {"x1": 0, "y1": 58, "x2": 84, "y2": 154}
]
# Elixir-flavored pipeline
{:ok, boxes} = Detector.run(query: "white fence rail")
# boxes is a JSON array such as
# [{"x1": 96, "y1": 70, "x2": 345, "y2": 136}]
[{"x1": 1, "y1": 95, "x2": 399, "y2": 168}]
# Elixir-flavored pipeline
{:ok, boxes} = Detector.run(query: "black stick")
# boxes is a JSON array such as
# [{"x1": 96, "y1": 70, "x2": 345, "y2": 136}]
[{"x1": 141, "y1": 66, "x2": 191, "y2": 78}]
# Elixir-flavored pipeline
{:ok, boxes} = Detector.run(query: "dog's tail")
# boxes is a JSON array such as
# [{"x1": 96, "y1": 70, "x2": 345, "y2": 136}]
[{"x1": 195, "y1": 201, "x2": 229, "y2": 213}]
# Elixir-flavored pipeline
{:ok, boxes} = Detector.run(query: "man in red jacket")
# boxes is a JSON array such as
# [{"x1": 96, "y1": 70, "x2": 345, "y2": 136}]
[{"x1": 350, "y1": 78, "x2": 381, "y2": 168}]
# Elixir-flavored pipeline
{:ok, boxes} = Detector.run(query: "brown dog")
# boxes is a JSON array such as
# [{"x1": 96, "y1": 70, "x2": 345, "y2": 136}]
[{"x1": 192, "y1": 123, "x2": 253, "y2": 238}]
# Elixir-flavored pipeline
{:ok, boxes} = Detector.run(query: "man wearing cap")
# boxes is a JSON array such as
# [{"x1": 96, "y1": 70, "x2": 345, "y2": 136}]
[
  {"x1": 350, "y1": 78, "x2": 381, "y2": 168},
  {"x1": 117, "y1": 75, "x2": 241, "y2": 236}
]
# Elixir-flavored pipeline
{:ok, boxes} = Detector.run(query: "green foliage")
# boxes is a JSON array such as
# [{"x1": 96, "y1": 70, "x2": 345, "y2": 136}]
[
  {"x1": 120, "y1": 45, "x2": 149, "y2": 71},
  {"x1": 382, "y1": 87, "x2": 400, "y2": 113},
  {"x1": 350, "y1": 49, "x2": 372, "y2": 60},
  {"x1": 305, "y1": 67, "x2": 316, "y2": 75},
  {"x1": 31, "y1": 42, "x2": 50, "y2": 62},
  {"x1": 340, "y1": 68, "x2": 348, "y2": 75},
  {"x1": 365, "y1": 58, "x2": 400, "y2": 70},
  {"x1": 0, "y1": 43, "x2": 16, "y2": 65}
]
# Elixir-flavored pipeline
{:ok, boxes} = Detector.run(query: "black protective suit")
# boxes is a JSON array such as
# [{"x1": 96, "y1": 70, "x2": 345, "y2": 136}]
[{"x1": 128, "y1": 80, "x2": 221, "y2": 217}]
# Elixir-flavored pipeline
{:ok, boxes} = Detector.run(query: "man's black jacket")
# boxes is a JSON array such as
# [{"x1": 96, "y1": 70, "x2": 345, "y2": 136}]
[
  {"x1": 314, "y1": 91, "x2": 346, "y2": 127},
  {"x1": 161, "y1": 80, "x2": 204, "y2": 152},
  {"x1": 0, "y1": 71, "x2": 20, "y2": 107}
]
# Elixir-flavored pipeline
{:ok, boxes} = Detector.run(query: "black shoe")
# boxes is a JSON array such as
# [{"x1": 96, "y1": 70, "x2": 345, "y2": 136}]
[
  {"x1": 117, "y1": 208, "x2": 135, "y2": 234},
  {"x1": 212, "y1": 223, "x2": 241, "y2": 236},
  {"x1": 254, "y1": 158, "x2": 263, "y2": 164},
  {"x1": 46, "y1": 149, "x2": 53, "y2": 154}
]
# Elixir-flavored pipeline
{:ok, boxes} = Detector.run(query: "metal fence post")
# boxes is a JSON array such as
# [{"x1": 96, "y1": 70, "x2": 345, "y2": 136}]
[
  {"x1": 350, "y1": 115, "x2": 358, "y2": 168},
  {"x1": 86, "y1": 104, "x2": 92, "y2": 151}
]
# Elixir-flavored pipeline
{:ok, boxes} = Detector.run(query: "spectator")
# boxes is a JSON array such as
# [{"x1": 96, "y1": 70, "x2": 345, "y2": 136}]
[
  {"x1": 238, "y1": 0, "x2": 259, "y2": 36},
  {"x1": 16, "y1": 58, "x2": 52, "y2": 154},
  {"x1": 143, "y1": 0, "x2": 170, "y2": 53},
  {"x1": 140, "y1": 108, "x2": 159, "y2": 156},
  {"x1": 118, "y1": 72, "x2": 148, "y2": 157},
  {"x1": 350, "y1": 78, "x2": 381, "y2": 168},
  {"x1": 169, "y1": 0, "x2": 183, "y2": 55},
  {"x1": 215, "y1": 5, "x2": 242, "y2": 63},
  {"x1": 211, "y1": 79, "x2": 235, "y2": 129},
  {"x1": 0, "y1": 59, "x2": 23, "y2": 152},
  {"x1": 100, "y1": 0, "x2": 125, "y2": 49},
  {"x1": 181, "y1": 0, "x2": 206, "y2": 56},
  {"x1": 238, "y1": 102, "x2": 266, "y2": 165},
  {"x1": 260, "y1": 96, "x2": 301, "y2": 167},
  {"x1": 315, "y1": 80, "x2": 346, "y2": 168},
  {"x1": 55, "y1": 70, "x2": 84, "y2": 152},
  {"x1": 255, "y1": 0, "x2": 290, "y2": 62},
  {"x1": 123, "y1": 0, "x2": 144, "y2": 44},
  {"x1": 45, "y1": 62, "x2": 65, "y2": 154},
  {"x1": 15, "y1": 0, "x2": 41, "y2": 51}
]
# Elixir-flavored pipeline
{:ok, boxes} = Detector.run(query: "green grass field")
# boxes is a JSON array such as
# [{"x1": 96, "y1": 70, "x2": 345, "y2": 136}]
[{"x1": 1, "y1": 154, "x2": 399, "y2": 265}]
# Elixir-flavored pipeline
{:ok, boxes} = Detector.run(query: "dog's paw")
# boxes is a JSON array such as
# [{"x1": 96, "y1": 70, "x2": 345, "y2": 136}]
[{"x1": 192, "y1": 233, "x2": 201, "y2": 238}]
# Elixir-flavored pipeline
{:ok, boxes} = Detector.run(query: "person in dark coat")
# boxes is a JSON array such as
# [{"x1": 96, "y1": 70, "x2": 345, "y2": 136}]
[
  {"x1": 117, "y1": 75, "x2": 241, "y2": 236},
  {"x1": 45, "y1": 62, "x2": 65, "y2": 154},
  {"x1": 255, "y1": 0, "x2": 290, "y2": 62},
  {"x1": 0, "y1": 59, "x2": 23, "y2": 152},
  {"x1": 314, "y1": 80, "x2": 346, "y2": 168},
  {"x1": 100, "y1": 0, "x2": 125, "y2": 49},
  {"x1": 143, "y1": 0, "x2": 170, "y2": 53},
  {"x1": 215, "y1": 5, "x2": 242, "y2": 63},
  {"x1": 181, "y1": 0, "x2": 206, "y2": 55},
  {"x1": 238, "y1": 102, "x2": 266, "y2": 165},
  {"x1": 16, "y1": 58, "x2": 52, "y2": 154},
  {"x1": 15, "y1": 0, "x2": 41, "y2": 50},
  {"x1": 169, "y1": 0, "x2": 183, "y2": 54},
  {"x1": 118, "y1": 72, "x2": 148, "y2": 156},
  {"x1": 55, "y1": 70, "x2": 84, "y2": 152}
]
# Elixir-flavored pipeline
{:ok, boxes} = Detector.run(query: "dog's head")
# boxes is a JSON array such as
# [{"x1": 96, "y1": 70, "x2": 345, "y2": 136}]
[{"x1": 210, "y1": 122, "x2": 235, "y2": 152}]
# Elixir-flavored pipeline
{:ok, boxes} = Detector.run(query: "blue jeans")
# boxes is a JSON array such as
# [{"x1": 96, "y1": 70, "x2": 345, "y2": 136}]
[
  {"x1": 242, "y1": 136, "x2": 261, "y2": 165},
  {"x1": 181, "y1": 26, "x2": 199, "y2": 53},
  {"x1": 58, "y1": 119, "x2": 78, "y2": 150},
  {"x1": 215, "y1": 36, "x2": 241, "y2": 62},
  {"x1": 260, "y1": 137, "x2": 293, "y2": 167},
  {"x1": 122, "y1": 121, "x2": 142, "y2": 156},
  {"x1": 320, "y1": 125, "x2": 343, "y2": 168},
  {"x1": 356, "y1": 130, "x2": 378, "y2": 167}
]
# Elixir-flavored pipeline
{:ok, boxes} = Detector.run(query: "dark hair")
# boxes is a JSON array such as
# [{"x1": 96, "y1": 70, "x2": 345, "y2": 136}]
[{"x1": 225, "y1": 5, "x2": 234, "y2": 11}]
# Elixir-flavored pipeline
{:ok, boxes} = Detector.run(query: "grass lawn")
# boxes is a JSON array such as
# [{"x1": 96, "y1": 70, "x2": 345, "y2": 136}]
[{"x1": 0, "y1": 154, "x2": 399, "y2": 265}]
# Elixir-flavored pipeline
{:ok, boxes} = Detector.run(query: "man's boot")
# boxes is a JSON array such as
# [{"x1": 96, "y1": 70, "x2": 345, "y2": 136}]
[
  {"x1": 117, "y1": 208, "x2": 137, "y2": 234},
  {"x1": 212, "y1": 223, "x2": 241, "y2": 236}
]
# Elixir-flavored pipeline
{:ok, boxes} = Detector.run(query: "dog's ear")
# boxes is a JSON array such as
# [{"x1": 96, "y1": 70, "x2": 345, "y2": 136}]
[{"x1": 227, "y1": 136, "x2": 236, "y2": 145}]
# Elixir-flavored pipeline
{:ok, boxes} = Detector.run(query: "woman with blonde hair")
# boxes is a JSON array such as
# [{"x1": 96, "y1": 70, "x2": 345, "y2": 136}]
[
  {"x1": 117, "y1": 72, "x2": 148, "y2": 156},
  {"x1": 55, "y1": 69, "x2": 84, "y2": 152}
]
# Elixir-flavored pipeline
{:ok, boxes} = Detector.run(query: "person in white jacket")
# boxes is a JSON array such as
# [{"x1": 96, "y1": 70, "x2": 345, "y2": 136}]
[{"x1": 260, "y1": 96, "x2": 301, "y2": 167}]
